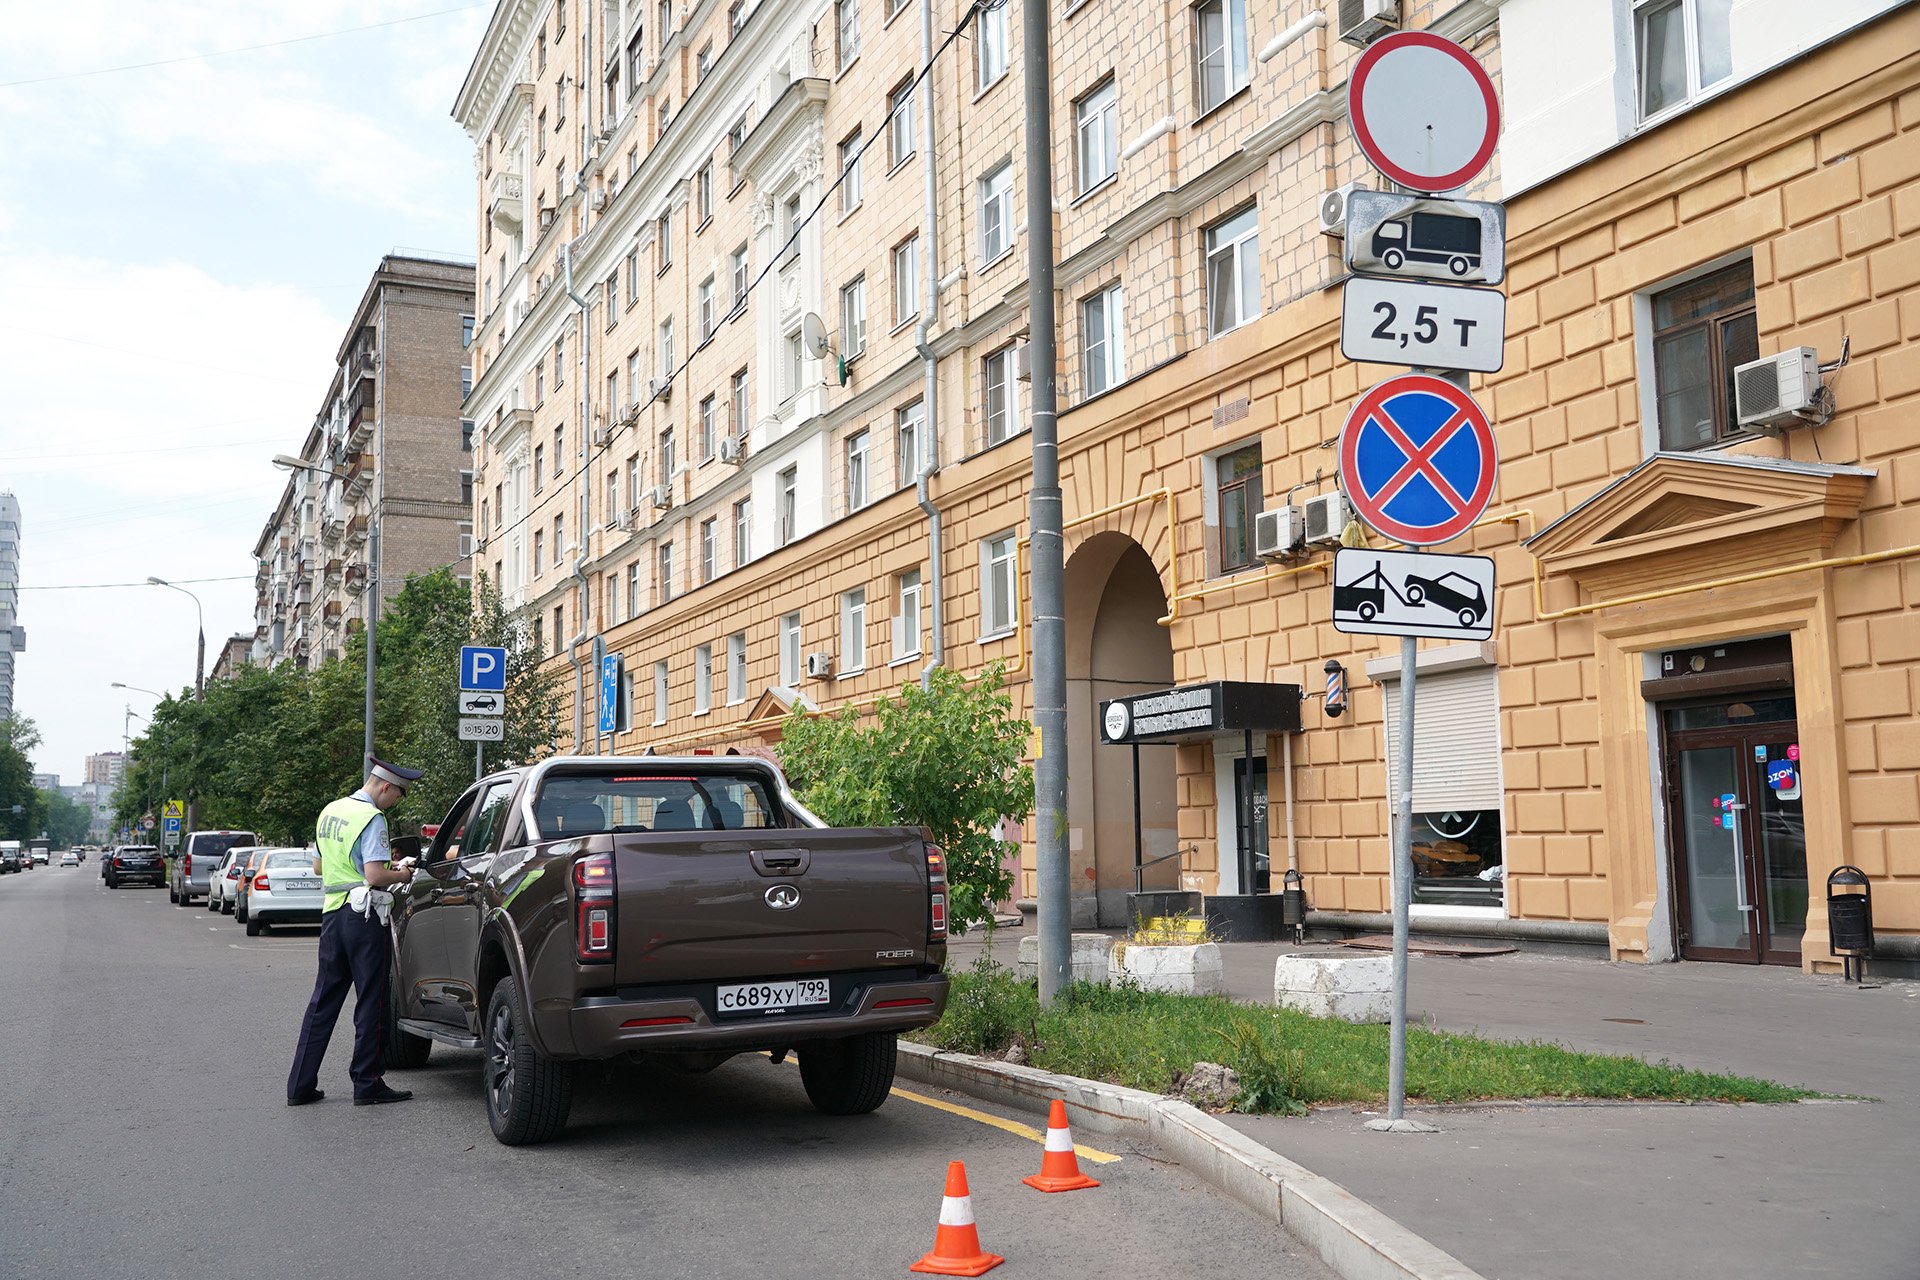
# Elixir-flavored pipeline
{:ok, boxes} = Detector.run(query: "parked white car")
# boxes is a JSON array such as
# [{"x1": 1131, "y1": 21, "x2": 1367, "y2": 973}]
[
  {"x1": 244, "y1": 848, "x2": 324, "y2": 936},
  {"x1": 206, "y1": 847, "x2": 258, "y2": 915}
]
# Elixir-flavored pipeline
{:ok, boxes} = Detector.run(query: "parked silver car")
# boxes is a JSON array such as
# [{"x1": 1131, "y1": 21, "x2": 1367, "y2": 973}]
[
  {"x1": 242, "y1": 848, "x2": 323, "y2": 936},
  {"x1": 205, "y1": 847, "x2": 258, "y2": 915}
]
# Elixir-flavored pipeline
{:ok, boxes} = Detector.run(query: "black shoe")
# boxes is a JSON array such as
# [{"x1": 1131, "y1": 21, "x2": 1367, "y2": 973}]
[
  {"x1": 353, "y1": 1084, "x2": 413, "y2": 1106},
  {"x1": 287, "y1": 1088, "x2": 326, "y2": 1107}
]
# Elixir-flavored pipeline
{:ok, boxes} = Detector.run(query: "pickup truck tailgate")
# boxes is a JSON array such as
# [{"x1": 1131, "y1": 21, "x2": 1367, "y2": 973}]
[{"x1": 611, "y1": 828, "x2": 932, "y2": 986}]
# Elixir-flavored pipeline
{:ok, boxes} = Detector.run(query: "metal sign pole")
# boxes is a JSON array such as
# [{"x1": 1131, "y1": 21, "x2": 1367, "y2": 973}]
[
  {"x1": 1386, "y1": 631, "x2": 1417, "y2": 1122},
  {"x1": 476, "y1": 742, "x2": 483, "y2": 783}
]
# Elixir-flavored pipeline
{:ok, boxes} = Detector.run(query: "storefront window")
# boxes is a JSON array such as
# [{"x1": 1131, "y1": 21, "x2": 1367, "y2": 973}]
[{"x1": 1410, "y1": 809, "x2": 1503, "y2": 906}]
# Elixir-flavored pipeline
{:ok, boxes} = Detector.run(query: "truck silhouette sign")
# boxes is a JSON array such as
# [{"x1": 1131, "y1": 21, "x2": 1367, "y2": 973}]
[{"x1": 1372, "y1": 212, "x2": 1481, "y2": 277}]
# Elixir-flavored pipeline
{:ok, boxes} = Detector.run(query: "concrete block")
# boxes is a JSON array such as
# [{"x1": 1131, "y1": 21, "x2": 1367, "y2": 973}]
[
  {"x1": 1274, "y1": 953, "x2": 1392, "y2": 1023},
  {"x1": 1016, "y1": 931, "x2": 1114, "y2": 985},
  {"x1": 1121, "y1": 942, "x2": 1225, "y2": 995}
]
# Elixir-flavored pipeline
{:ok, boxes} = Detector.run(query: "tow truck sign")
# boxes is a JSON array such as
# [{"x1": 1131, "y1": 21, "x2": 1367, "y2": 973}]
[{"x1": 1330, "y1": 547, "x2": 1495, "y2": 641}]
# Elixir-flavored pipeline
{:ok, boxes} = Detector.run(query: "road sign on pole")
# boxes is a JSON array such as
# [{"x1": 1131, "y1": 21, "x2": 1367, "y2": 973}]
[
  {"x1": 1331, "y1": 548, "x2": 1496, "y2": 640},
  {"x1": 1340, "y1": 277, "x2": 1506, "y2": 374},
  {"x1": 1338, "y1": 374, "x2": 1498, "y2": 545},
  {"x1": 597, "y1": 653, "x2": 623, "y2": 735},
  {"x1": 163, "y1": 800, "x2": 183, "y2": 821},
  {"x1": 1347, "y1": 32, "x2": 1500, "y2": 194},
  {"x1": 457, "y1": 691, "x2": 505, "y2": 716},
  {"x1": 1344, "y1": 190, "x2": 1506, "y2": 285},
  {"x1": 457, "y1": 718, "x2": 505, "y2": 743},
  {"x1": 460, "y1": 645, "x2": 508, "y2": 692}
]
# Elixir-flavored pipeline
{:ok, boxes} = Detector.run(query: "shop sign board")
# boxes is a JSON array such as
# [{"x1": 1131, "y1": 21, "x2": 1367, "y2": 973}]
[
  {"x1": 1344, "y1": 190, "x2": 1506, "y2": 285},
  {"x1": 1330, "y1": 548, "x2": 1495, "y2": 641},
  {"x1": 1340, "y1": 276, "x2": 1506, "y2": 374},
  {"x1": 1099, "y1": 681, "x2": 1302, "y2": 746},
  {"x1": 1337, "y1": 373, "x2": 1499, "y2": 545}
]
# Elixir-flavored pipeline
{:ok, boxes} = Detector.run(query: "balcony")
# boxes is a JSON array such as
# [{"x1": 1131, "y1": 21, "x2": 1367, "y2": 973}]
[
  {"x1": 322, "y1": 601, "x2": 343, "y2": 626},
  {"x1": 489, "y1": 171, "x2": 525, "y2": 234},
  {"x1": 344, "y1": 514, "x2": 369, "y2": 547},
  {"x1": 324, "y1": 558, "x2": 343, "y2": 581},
  {"x1": 346, "y1": 386, "x2": 375, "y2": 450},
  {"x1": 344, "y1": 564, "x2": 367, "y2": 595},
  {"x1": 344, "y1": 452, "x2": 373, "y2": 500}
]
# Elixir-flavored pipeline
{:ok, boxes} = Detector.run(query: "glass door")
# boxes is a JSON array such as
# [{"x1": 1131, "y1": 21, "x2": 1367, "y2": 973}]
[{"x1": 1663, "y1": 710, "x2": 1805, "y2": 966}]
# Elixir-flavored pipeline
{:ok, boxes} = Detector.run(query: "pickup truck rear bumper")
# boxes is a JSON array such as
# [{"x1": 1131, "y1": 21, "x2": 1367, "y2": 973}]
[{"x1": 563, "y1": 972, "x2": 949, "y2": 1059}]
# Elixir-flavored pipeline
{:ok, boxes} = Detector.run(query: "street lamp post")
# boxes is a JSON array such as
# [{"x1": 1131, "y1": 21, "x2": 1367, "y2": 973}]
[
  {"x1": 145, "y1": 578, "x2": 205, "y2": 701},
  {"x1": 273, "y1": 454, "x2": 374, "y2": 769},
  {"x1": 115, "y1": 683, "x2": 168, "y2": 841}
]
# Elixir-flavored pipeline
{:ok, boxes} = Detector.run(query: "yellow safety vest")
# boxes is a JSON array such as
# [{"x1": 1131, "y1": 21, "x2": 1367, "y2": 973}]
[{"x1": 316, "y1": 796, "x2": 382, "y2": 914}]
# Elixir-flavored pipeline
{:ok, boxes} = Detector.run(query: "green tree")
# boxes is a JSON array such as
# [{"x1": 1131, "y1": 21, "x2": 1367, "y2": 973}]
[
  {"x1": 0, "y1": 718, "x2": 47, "y2": 842},
  {"x1": 38, "y1": 789, "x2": 92, "y2": 847},
  {"x1": 778, "y1": 666, "x2": 1033, "y2": 934}
]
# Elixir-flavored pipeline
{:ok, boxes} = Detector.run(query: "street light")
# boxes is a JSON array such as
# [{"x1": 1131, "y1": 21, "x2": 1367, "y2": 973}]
[
  {"x1": 145, "y1": 578, "x2": 205, "y2": 702},
  {"x1": 274, "y1": 453, "x2": 377, "y2": 770}
]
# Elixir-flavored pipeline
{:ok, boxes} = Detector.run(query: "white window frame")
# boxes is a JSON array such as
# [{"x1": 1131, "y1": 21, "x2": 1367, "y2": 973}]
[
  {"x1": 1081, "y1": 282, "x2": 1125, "y2": 397},
  {"x1": 981, "y1": 532, "x2": 1018, "y2": 639},
  {"x1": 839, "y1": 130, "x2": 863, "y2": 214},
  {"x1": 734, "y1": 496, "x2": 752, "y2": 566},
  {"x1": 1205, "y1": 204, "x2": 1260, "y2": 337},
  {"x1": 1075, "y1": 78, "x2": 1118, "y2": 194},
  {"x1": 778, "y1": 466, "x2": 798, "y2": 544},
  {"x1": 731, "y1": 244, "x2": 750, "y2": 310},
  {"x1": 976, "y1": 2, "x2": 1008, "y2": 88},
  {"x1": 659, "y1": 318, "x2": 674, "y2": 377},
  {"x1": 887, "y1": 80, "x2": 915, "y2": 168},
  {"x1": 699, "y1": 394, "x2": 718, "y2": 459},
  {"x1": 699, "y1": 277, "x2": 715, "y2": 341},
  {"x1": 727, "y1": 631, "x2": 747, "y2": 704},
  {"x1": 627, "y1": 561, "x2": 642, "y2": 620},
  {"x1": 839, "y1": 588, "x2": 866, "y2": 674},
  {"x1": 837, "y1": 0, "x2": 861, "y2": 70},
  {"x1": 653, "y1": 660, "x2": 670, "y2": 726},
  {"x1": 982, "y1": 345, "x2": 1024, "y2": 446},
  {"x1": 779, "y1": 612, "x2": 802, "y2": 686},
  {"x1": 1632, "y1": 0, "x2": 1735, "y2": 124},
  {"x1": 700, "y1": 516, "x2": 717, "y2": 581},
  {"x1": 846, "y1": 428, "x2": 871, "y2": 511},
  {"x1": 840, "y1": 276, "x2": 867, "y2": 357},
  {"x1": 892, "y1": 236, "x2": 919, "y2": 326},
  {"x1": 894, "y1": 568, "x2": 922, "y2": 661},
  {"x1": 1194, "y1": 0, "x2": 1248, "y2": 115},
  {"x1": 694, "y1": 644, "x2": 713, "y2": 713},
  {"x1": 896, "y1": 399, "x2": 924, "y2": 488},
  {"x1": 979, "y1": 162, "x2": 1013, "y2": 264}
]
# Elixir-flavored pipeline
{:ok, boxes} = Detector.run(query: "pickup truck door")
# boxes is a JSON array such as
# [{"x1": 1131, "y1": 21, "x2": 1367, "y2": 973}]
[
  {"x1": 398, "y1": 783, "x2": 487, "y2": 1026},
  {"x1": 425, "y1": 780, "x2": 517, "y2": 1029}
]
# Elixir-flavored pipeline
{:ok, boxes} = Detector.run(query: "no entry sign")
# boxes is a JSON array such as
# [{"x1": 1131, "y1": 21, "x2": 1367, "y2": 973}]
[
  {"x1": 1348, "y1": 32, "x2": 1500, "y2": 195},
  {"x1": 1338, "y1": 374, "x2": 1498, "y2": 545}
]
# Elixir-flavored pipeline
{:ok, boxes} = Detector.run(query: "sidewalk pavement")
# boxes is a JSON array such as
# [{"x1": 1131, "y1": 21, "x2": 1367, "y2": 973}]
[{"x1": 949, "y1": 923, "x2": 1919, "y2": 1280}]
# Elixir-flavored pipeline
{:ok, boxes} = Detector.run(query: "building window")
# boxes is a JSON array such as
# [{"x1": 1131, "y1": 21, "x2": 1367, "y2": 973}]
[
  {"x1": 785, "y1": 331, "x2": 805, "y2": 400},
  {"x1": 887, "y1": 78, "x2": 915, "y2": 168},
  {"x1": 627, "y1": 350, "x2": 642, "y2": 404},
  {"x1": 1215, "y1": 443, "x2": 1263, "y2": 574},
  {"x1": 1075, "y1": 79, "x2": 1118, "y2": 194},
  {"x1": 627, "y1": 562, "x2": 642, "y2": 619},
  {"x1": 846, "y1": 428, "x2": 870, "y2": 511},
  {"x1": 553, "y1": 604, "x2": 565, "y2": 655},
  {"x1": 461, "y1": 418, "x2": 475, "y2": 451},
  {"x1": 982, "y1": 532, "x2": 1017, "y2": 637},
  {"x1": 537, "y1": 109, "x2": 547, "y2": 160},
  {"x1": 840, "y1": 276, "x2": 867, "y2": 359},
  {"x1": 839, "y1": 130, "x2": 863, "y2": 215},
  {"x1": 533, "y1": 444, "x2": 545, "y2": 492},
  {"x1": 729, "y1": 0, "x2": 744, "y2": 37},
  {"x1": 892, "y1": 235, "x2": 919, "y2": 326},
  {"x1": 1205, "y1": 204, "x2": 1260, "y2": 336},
  {"x1": 607, "y1": 370, "x2": 620, "y2": 420},
  {"x1": 779, "y1": 613, "x2": 802, "y2": 686},
  {"x1": 1382, "y1": 664, "x2": 1506, "y2": 907},
  {"x1": 837, "y1": 0, "x2": 861, "y2": 69},
  {"x1": 657, "y1": 211, "x2": 672, "y2": 271},
  {"x1": 699, "y1": 393, "x2": 718, "y2": 458},
  {"x1": 733, "y1": 497, "x2": 752, "y2": 566},
  {"x1": 699, "y1": 277, "x2": 716, "y2": 342},
  {"x1": 731, "y1": 244, "x2": 750, "y2": 310},
  {"x1": 1194, "y1": 0, "x2": 1248, "y2": 114},
  {"x1": 894, "y1": 568, "x2": 921, "y2": 660},
  {"x1": 697, "y1": 40, "x2": 713, "y2": 81},
  {"x1": 977, "y1": 1, "x2": 1008, "y2": 88},
  {"x1": 979, "y1": 162, "x2": 1013, "y2": 263},
  {"x1": 660, "y1": 427, "x2": 677, "y2": 482},
  {"x1": 659, "y1": 319, "x2": 674, "y2": 378},
  {"x1": 461, "y1": 313, "x2": 475, "y2": 348},
  {"x1": 537, "y1": 33, "x2": 547, "y2": 71},
  {"x1": 625, "y1": 454, "x2": 640, "y2": 513},
  {"x1": 554, "y1": 512, "x2": 564, "y2": 557},
  {"x1": 727, "y1": 631, "x2": 747, "y2": 703},
  {"x1": 605, "y1": 470, "x2": 619, "y2": 525},
  {"x1": 626, "y1": 249, "x2": 639, "y2": 300},
  {"x1": 653, "y1": 660, "x2": 670, "y2": 725},
  {"x1": 896, "y1": 398, "x2": 924, "y2": 488},
  {"x1": 1635, "y1": 0, "x2": 1733, "y2": 120},
  {"x1": 1649, "y1": 261, "x2": 1758, "y2": 451},
  {"x1": 603, "y1": 275, "x2": 618, "y2": 326},
  {"x1": 553, "y1": 336, "x2": 565, "y2": 388},
  {"x1": 535, "y1": 363, "x2": 545, "y2": 407},
  {"x1": 1081, "y1": 283, "x2": 1125, "y2": 397},
  {"x1": 778, "y1": 466, "x2": 798, "y2": 544},
  {"x1": 658, "y1": 541, "x2": 675, "y2": 603},
  {"x1": 697, "y1": 162, "x2": 714, "y2": 225},
  {"x1": 982, "y1": 345, "x2": 1024, "y2": 446},
  {"x1": 731, "y1": 367, "x2": 750, "y2": 438},
  {"x1": 840, "y1": 588, "x2": 866, "y2": 673},
  {"x1": 699, "y1": 516, "x2": 717, "y2": 582},
  {"x1": 695, "y1": 644, "x2": 713, "y2": 713}
]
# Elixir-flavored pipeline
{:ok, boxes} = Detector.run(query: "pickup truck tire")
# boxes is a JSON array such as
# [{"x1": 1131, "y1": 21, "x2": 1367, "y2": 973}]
[
  {"x1": 385, "y1": 982, "x2": 432, "y2": 1070},
  {"x1": 483, "y1": 981, "x2": 572, "y2": 1146},
  {"x1": 798, "y1": 1031, "x2": 898, "y2": 1116}
]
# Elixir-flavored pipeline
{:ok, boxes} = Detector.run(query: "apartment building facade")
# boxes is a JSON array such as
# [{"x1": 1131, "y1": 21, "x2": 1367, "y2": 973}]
[
  {"x1": 457, "y1": 0, "x2": 1920, "y2": 973},
  {"x1": 0, "y1": 493, "x2": 22, "y2": 720},
  {"x1": 252, "y1": 255, "x2": 478, "y2": 669}
]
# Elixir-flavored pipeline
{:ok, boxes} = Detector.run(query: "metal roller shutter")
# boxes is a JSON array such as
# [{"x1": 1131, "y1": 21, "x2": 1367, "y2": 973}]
[{"x1": 1380, "y1": 665, "x2": 1502, "y2": 814}]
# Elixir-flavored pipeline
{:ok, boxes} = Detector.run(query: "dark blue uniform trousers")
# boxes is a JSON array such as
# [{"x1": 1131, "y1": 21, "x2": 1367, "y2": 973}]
[{"x1": 287, "y1": 904, "x2": 389, "y2": 1100}]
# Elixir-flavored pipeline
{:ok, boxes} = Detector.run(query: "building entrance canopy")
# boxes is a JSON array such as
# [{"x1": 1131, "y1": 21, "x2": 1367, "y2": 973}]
[{"x1": 1099, "y1": 680, "x2": 1302, "y2": 746}]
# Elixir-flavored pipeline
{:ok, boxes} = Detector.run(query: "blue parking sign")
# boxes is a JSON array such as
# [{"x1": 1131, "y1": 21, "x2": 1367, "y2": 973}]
[
  {"x1": 461, "y1": 645, "x2": 508, "y2": 692},
  {"x1": 598, "y1": 654, "x2": 623, "y2": 734}
]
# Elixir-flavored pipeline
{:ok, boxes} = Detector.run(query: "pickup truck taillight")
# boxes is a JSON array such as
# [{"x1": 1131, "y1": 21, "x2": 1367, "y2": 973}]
[
  {"x1": 574, "y1": 852, "x2": 615, "y2": 964},
  {"x1": 926, "y1": 845, "x2": 948, "y2": 943}
]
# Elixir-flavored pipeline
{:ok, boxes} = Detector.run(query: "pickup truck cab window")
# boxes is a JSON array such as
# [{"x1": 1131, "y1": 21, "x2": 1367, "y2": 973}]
[
  {"x1": 428, "y1": 785, "x2": 488, "y2": 864},
  {"x1": 533, "y1": 768, "x2": 780, "y2": 833},
  {"x1": 461, "y1": 782, "x2": 519, "y2": 857}
]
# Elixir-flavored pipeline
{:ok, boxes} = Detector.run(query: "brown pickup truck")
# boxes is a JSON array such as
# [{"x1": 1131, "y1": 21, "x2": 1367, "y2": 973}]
[{"x1": 386, "y1": 755, "x2": 950, "y2": 1145}]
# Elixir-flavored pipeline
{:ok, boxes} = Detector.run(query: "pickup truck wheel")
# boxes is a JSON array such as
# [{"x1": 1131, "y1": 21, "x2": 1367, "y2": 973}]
[
  {"x1": 385, "y1": 980, "x2": 432, "y2": 1070},
  {"x1": 798, "y1": 1031, "x2": 898, "y2": 1116},
  {"x1": 483, "y1": 981, "x2": 572, "y2": 1146}
]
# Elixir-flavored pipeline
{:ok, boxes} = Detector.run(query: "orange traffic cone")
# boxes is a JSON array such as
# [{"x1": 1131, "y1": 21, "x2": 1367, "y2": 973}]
[
  {"x1": 1022, "y1": 1099, "x2": 1101, "y2": 1193},
  {"x1": 910, "y1": 1160, "x2": 1005, "y2": 1276}
]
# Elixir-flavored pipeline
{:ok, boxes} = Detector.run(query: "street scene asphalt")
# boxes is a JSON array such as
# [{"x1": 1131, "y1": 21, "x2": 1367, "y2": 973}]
[
  {"x1": 954, "y1": 924, "x2": 1920, "y2": 1280},
  {"x1": 0, "y1": 865, "x2": 1335, "y2": 1280}
]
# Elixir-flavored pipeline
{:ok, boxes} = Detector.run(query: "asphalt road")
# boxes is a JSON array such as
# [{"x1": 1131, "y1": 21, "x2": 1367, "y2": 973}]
[{"x1": 0, "y1": 865, "x2": 1334, "y2": 1280}]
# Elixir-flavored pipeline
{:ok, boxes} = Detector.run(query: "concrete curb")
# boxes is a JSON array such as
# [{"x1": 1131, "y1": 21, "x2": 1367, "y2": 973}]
[{"x1": 899, "y1": 1042, "x2": 1485, "y2": 1280}]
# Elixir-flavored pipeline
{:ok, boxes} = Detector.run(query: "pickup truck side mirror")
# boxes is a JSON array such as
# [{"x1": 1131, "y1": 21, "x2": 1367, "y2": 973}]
[{"x1": 390, "y1": 835, "x2": 424, "y2": 860}]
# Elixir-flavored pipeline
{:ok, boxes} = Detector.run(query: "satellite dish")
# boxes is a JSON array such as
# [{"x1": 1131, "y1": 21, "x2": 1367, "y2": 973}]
[{"x1": 801, "y1": 312, "x2": 831, "y2": 359}]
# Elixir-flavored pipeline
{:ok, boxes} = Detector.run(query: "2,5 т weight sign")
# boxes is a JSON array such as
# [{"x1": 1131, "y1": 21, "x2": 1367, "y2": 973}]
[{"x1": 1341, "y1": 276, "x2": 1506, "y2": 374}]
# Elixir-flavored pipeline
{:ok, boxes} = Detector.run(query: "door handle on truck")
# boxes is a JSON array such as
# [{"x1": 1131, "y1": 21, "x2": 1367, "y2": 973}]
[{"x1": 749, "y1": 848, "x2": 811, "y2": 877}]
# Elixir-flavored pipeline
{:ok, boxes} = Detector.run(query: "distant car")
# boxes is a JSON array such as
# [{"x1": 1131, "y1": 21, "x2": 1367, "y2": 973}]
[
  {"x1": 171, "y1": 830, "x2": 259, "y2": 908},
  {"x1": 1403, "y1": 570, "x2": 1488, "y2": 627},
  {"x1": 242, "y1": 848, "x2": 323, "y2": 936},
  {"x1": 105, "y1": 846, "x2": 165, "y2": 888},
  {"x1": 59, "y1": 850, "x2": 79, "y2": 867},
  {"x1": 206, "y1": 847, "x2": 258, "y2": 915},
  {"x1": 30, "y1": 849, "x2": 49, "y2": 866},
  {"x1": 0, "y1": 849, "x2": 22, "y2": 874}
]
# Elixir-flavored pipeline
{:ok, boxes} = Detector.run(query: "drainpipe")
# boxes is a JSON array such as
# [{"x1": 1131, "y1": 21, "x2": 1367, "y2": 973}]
[
  {"x1": 562, "y1": 240, "x2": 593, "y2": 751},
  {"x1": 914, "y1": 0, "x2": 944, "y2": 689}
]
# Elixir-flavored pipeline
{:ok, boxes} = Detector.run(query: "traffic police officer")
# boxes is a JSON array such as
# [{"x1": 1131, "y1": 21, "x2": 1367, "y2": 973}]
[{"x1": 286, "y1": 757, "x2": 424, "y2": 1107}]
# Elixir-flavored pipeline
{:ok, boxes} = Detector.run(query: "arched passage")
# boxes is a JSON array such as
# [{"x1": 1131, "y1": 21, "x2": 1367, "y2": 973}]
[{"x1": 1065, "y1": 533, "x2": 1177, "y2": 927}]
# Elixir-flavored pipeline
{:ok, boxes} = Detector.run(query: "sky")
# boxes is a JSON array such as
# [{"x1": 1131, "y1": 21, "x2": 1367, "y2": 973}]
[{"x1": 0, "y1": 1, "x2": 491, "y2": 784}]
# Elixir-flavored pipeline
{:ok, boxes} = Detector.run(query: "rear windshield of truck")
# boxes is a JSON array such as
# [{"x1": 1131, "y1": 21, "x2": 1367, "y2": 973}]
[{"x1": 533, "y1": 771, "x2": 782, "y2": 836}]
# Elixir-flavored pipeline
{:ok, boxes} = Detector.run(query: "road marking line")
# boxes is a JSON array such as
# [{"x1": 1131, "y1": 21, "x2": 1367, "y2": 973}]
[{"x1": 761, "y1": 1052, "x2": 1119, "y2": 1163}]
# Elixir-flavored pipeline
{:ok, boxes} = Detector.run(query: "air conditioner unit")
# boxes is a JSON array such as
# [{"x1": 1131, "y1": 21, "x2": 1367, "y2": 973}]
[
  {"x1": 618, "y1": 401, "x2": 642, "y2": 428},
  {"x1": 804, "y1": 652, "x2": 834, "y2": 679},
  {"x1": 1303, "y1": 491, "x2": 1352, "y2": 547},
  {"x1": 1012, "y1": 340, "x2": 1032, "y2": 383},
  {"x1": 590, "y1": 189, "x2": 609, "y2": 212},
  {"x1": 614, "y1": 506, "x2": 634, "y2": 531},
  {"x1": 1336, "y1": 0, "x2": 1400, "y2": 48},
  {"x1": 650, "y1": 483, "x2": 673, "y2": 511},
  {"x1": 649, "y1": 376, "x2": 673, "y2": 403},
  {"x1": 1318, "y1": 182, "x2": 1361, "y2": 238},
  {"x1": 1734, "y1": 347, "x2": 1822, "y2": 432},
  {"x1": 718, "y1": 433, "x2": 745, "y2": 463},
  {"x1": 473, "y1": 534, "x2": 487, "y2": 552},
  {"x1": 592, "y1": 424, "x2": 612, "y2": 446},
  {"x1": 1254, "y1": 506, "x2": 1304, "y2": 560}
]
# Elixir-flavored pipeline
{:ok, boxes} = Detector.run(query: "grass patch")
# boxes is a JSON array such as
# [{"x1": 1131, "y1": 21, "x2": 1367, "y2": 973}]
[{"x1": 915, "y1": 963, "x2": 1816, "y2": 1114}]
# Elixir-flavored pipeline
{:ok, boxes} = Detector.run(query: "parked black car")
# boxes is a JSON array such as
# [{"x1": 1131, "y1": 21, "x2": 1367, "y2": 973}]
[{"x1": 105, "y1": 846, "x2": 166, "y2": 888}]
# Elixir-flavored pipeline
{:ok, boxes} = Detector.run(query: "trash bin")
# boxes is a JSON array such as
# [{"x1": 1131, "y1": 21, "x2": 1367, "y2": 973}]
[{"x1": 1826, "y1": 866, "x2": 1873, "y2": 984}]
